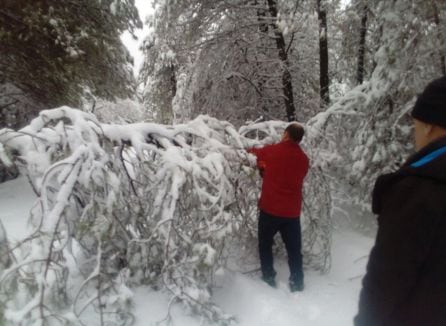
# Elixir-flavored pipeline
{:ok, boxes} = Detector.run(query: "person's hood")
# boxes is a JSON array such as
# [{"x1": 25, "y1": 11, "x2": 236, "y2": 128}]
[{"x1": 372, "y1": 136, "x2": 446, "y2": 214}]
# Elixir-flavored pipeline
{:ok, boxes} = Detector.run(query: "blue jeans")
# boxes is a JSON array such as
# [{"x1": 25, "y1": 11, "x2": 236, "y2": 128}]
[{"x1": 258, "y1": 210, "x2": 303, "y2": 284}]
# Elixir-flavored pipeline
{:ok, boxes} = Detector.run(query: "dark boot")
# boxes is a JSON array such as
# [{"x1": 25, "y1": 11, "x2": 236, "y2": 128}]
[
  {"x1": 262, "y1": 275, "x2": 277, "y2": 288},
  {"x1": 289, "y1": 278, "x2": 304, "y2": 292}
]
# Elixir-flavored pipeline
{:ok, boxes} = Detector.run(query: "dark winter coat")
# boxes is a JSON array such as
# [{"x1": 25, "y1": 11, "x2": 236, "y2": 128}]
[
  {"x1": 248, "y1": 140, "x2": 309, "y2": 218},
  {"x1": 354, "y1": 136, "x2": 446, "y2": 326}
]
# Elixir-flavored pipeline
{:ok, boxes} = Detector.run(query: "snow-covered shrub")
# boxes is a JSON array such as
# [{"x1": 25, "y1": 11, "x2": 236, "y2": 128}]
[
  {"x1": 84, "y1": 97, "x2": 145, "y2": 124},
  {"x1": 0, "y1": 107, "x2": 332, "y2": 325}
]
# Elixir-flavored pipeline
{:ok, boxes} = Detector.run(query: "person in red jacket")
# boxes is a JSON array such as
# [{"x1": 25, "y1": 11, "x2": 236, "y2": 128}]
[{"x1": 249, "y1": 123, "x2": 309, "y2": 292}]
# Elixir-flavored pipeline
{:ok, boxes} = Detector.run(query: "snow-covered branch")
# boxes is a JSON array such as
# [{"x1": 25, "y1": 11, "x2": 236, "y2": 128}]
[{"x1": 0, "y1": 107, "x2": 332, "y2": 324}]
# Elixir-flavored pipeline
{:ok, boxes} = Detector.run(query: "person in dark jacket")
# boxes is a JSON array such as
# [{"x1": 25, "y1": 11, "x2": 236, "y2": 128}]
[
  {"x1": 355, "y1": 75, "x2": 446, "y2": 326},
  {"x1": 249, "y1": 123, "x2": 309, "y2": 292}
]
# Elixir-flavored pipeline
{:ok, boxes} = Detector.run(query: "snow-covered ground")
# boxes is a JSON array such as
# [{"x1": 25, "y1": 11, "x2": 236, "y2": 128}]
[{"x1": 0, "y1": 177, "x2": 375, "y2": 326}]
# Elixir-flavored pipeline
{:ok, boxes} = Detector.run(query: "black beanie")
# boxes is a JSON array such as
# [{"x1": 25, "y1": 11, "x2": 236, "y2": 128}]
[{"x1": 411, "y1": 76, "x2": 446, "y2": 128}]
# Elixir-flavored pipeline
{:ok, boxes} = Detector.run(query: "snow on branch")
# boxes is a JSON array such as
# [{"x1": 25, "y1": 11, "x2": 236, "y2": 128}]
[{"x1": 0, "y1": 107, "x2": 332, "y2": 325}]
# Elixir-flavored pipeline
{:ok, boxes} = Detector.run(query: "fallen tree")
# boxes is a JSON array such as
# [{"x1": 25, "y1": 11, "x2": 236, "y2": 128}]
[{"x1": 0, "y1": 107, "x2": 331, "y2": 325}]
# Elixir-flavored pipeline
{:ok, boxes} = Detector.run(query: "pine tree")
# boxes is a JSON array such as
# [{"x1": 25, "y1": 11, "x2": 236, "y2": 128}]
[{"x1": 0, "y1": 0, "x2": 142, "y2": 127}]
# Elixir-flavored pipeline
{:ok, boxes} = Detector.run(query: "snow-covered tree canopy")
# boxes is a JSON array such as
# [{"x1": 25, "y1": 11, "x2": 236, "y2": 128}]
[
  {"x1": 0, "y1": 0, "x2": 142, "y2": 115},
  {"x1": 138, "y1": 0, "x2": 446, "y2": 229},
  {"x1": 140, "y1": 0, "x2": 322, "y2": 125},
  {"x1": 306, "y1": 0, "x2": 446, "y2": 220},
  {"x1": 0, "y1": 107, "x2": 331, "y2": 325}
]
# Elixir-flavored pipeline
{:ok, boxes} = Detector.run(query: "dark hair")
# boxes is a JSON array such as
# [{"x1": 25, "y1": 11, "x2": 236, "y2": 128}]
[{"x1": 285, "y1": 123, "x2": 304, "y2": 143}]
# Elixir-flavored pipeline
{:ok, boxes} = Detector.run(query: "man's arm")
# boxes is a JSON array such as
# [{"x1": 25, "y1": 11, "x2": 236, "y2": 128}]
[
  {"x1": 354, "y1": 181, "x2": 438, "y2": 326},
  {"x1": 247, "y1": 146, "x2": 268, "y2": 176},
  {"x1": 247, "y1": 147, "x2": 265, "y2": 160}
]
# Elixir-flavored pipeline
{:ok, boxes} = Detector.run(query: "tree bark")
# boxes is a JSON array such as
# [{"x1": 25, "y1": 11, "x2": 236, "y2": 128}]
[
  {"x1": 357, "y1": 4, "x2": 368, "y2": 84},
  {"x1": 433, "y1": 1, "x2": 446, "y2": 75},
  {"x1": 167, "y1": 65, "x2": 177, "y2": 123},
  {"x1": 317, "y1": 0, "x2": 330, "y2": 107},
  {"x1": 170, "y1": 65, "x2": 177, "y2": 99},
  {"x1": 266, "y1": 0, "x2": 297, "y2": 122},
  {"x1": 255, "y1": 0, "x2": 270, "y2": 114}
]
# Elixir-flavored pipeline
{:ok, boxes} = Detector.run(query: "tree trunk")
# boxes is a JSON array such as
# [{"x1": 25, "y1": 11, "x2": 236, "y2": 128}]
[
  {"x1": 170, "y1": 65, "x2": 177, "y2": 99},
  {"x1": 256, "y1": 1, "x2": 269, "y2": 34},
  {"x1": 167, "y1": 65, "x2": 177, "y2": 123},
  {"x1": 255, "y1": 0, "x2": 270, "y2": 115},
  {"x1": 357, "y1": 4, "x2": 368, "y2": 84},
  {"x1": 266, "y1": 0, "x2": 297, "y2": 122},
  {"x1": 317, "y1": 0, "x2": 330, "y2": 107},
  {"x1": 433, "y1": 1, "x2": 446, "y2": 75}
]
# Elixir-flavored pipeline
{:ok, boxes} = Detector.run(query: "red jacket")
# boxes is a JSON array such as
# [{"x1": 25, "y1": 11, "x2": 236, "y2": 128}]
[{"x1": 249, "y1": 140, "x2": 309, "y2": 218}]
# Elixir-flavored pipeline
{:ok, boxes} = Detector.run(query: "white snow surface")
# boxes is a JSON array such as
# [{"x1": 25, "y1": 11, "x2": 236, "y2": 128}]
[{"x1": 1, "y1": 177, "x2": 374, "y2": 326}]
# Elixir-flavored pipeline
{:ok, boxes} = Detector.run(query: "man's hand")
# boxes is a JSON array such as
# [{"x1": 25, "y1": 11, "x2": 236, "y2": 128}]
[{"x1": 258, "y1": 160, "x2": 266, "y2": 178}]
